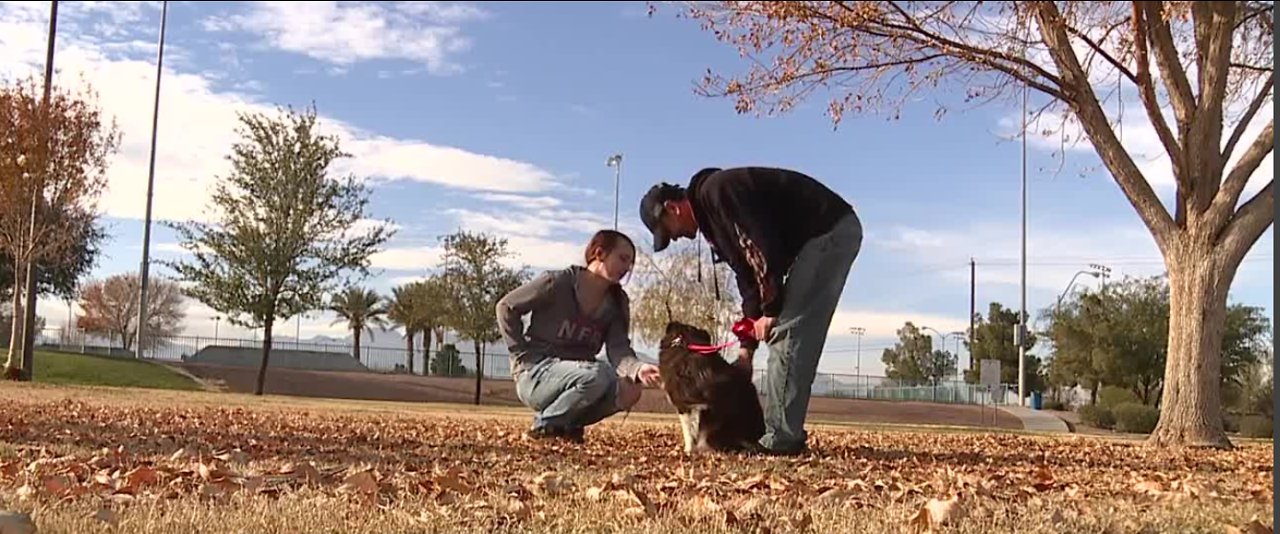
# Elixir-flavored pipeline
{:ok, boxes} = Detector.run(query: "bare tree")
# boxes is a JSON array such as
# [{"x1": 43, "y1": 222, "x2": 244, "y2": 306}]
[
  {"x1": 76, "y1": 272, "x2": 186, "y2": 351},
  {"x1": 667, "y1": 1, "x2": 1273, "y2": 448}
]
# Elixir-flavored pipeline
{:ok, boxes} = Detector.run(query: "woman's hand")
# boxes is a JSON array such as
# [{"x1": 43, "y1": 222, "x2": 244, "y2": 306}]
[{"x1": 636, "y1": 363, "x2": 662, "y2": 387}]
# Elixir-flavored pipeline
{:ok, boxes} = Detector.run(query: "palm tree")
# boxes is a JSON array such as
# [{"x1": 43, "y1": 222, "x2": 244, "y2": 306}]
[
  {"x1": 328, "y1": 287, "x2": 389, "y2": 363},
  {"x1": 413, "y1": 275, "x2": 450, "y2": 372},
  {"x1": 386, "y1": 283, "x2": 424, "y2": 374}
]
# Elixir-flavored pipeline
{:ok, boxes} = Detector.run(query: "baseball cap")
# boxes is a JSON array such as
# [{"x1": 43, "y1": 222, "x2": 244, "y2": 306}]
[{"x1": 638, "y1": 182, "x2": 684, "y2": 252}]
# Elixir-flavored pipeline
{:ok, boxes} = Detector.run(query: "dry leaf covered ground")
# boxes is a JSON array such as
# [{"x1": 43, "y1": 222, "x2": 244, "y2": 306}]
[{"x1": 0, "y1": 384, "x2": 1270, "y2": 534}]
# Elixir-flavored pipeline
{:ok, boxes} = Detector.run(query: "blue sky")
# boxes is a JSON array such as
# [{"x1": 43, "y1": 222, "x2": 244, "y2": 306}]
[{"x1": 0, "y1": 1, "x2": 1272, "y2": 376}]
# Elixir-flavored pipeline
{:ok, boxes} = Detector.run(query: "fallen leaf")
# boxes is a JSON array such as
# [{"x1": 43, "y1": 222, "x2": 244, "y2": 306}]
[
  {"x1": 340, "y1": 470, "x2": 379, "y2": 496},
  {"x1": 737, "y1": 473, "x2": 768, "y2": 491},
  {"x1": 168, "y1": 448, "x2": 192, "y2": 462},
  {"x1": 1225, "y1": 519, "x2": 1274, "y2": 534},
  {"x1": 504, "y1": 499, "x2": 530, "y2": 519},
  {"x1": 910, "y1": 495, "x2": 966, "y2": 532},
  {"x1": 283, "y1": 462, "x2": 322, "y2": 484},
  {"x1": 41, "y1": 474, "x2": 73, "y2": 496},
  {"x1": 124, "y1": 466, "x2": 159, "y2": 490},
  {"x1": 1132, "y1": 480, "x2": 1163, "y2": 495},
  {"x1": 14, "y1": 485, "x2": 34, "y2": 501},
  {"x1": 214, "y1": 449, "x2": 248, "y2": 465},
  {"x1": 585, "y1": 486, "x2": 607, "y2": 501}
]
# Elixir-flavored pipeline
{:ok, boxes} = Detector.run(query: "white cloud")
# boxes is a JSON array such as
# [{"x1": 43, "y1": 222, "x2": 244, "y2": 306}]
[
  {"x1": 370, "y1": 246, "x2": 444, "y2": 272},
  {"x1": 206, "y1": 1, "x2": 488, "y2": 75},
  {"x1": 0, "y1": 2, "x2": 563, "y2": 225},
  {"x1": 473, "y1": 193, "x2": 563, "y2": 210},
  {"x1": 371, "y1": 235, "x2": 586, "y2": 273},
  {"x1": 446, "y1": 208, "x2": 610, "y2": 239}
]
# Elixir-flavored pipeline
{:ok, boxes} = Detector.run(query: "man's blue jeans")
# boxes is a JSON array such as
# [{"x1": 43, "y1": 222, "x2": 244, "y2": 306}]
[
  {"x1": 514, "y1": 358, "x2": 636, "y2": 431},
  {"x1": 759, "y1": 213, "x2": 863, "y2": 452}
]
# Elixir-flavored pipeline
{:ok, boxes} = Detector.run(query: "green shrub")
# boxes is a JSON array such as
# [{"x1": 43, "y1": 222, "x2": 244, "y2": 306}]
[
  {"x1": 1098, "y1": 386, "x2": 1139, "y2": 409},
  {"x1": 1078, "y1": 404, "x2": 1114, "y2": 429},
  {"x1": 1112, "y1": 402, "x2": 1159, "y2": 434},
  {"x1": 1043, "y1": 400, "x2": 1067, "y2": 411},
  {"x1": 1240, "y1": 416, "x2": 1273, "y2": 439}
]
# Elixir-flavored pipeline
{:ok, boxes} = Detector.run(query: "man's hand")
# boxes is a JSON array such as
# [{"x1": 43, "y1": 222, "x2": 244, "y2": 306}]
[
  {"x1": 753, "y1": 316, "x2": 776, "y2": 342},
  {"x1": 732, "y1": 347, "x2": 754, "y2": 375},
  {"x1": 636, "y1": 363, "x2": 662, "y2": 387}
]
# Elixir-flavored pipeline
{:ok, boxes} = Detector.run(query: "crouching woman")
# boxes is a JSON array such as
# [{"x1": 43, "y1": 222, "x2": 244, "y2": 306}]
[{"x1": 495, "y1": 230, "x2": 661, "y2": 443}]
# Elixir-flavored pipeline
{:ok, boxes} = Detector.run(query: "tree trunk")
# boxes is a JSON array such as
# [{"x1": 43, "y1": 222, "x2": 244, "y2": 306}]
[
  {"x1": 5, "y1": 266, "x2": 23, "y2": 376},
  {"x1": 255, "y1": 316, "x2": 274, "y2": 396},
  {"x1": 473, "y1": 340, "x2": 482, "y2": 405},
  {"x1": 405, "y1": 330, "x2": 415, "y2": 375},
  {"x1": 1089, "y1": 382, "x2": 1099, "y2": 405},
  {"x1": 352, "y1": 328, "x2": 362, "y2": 362},
  {"x1": 423, "y1": 327, "x2": 433, "y2": 377},
  {"x1": 1148, "y1": 248, "x2": 1233, "y2": 448}
]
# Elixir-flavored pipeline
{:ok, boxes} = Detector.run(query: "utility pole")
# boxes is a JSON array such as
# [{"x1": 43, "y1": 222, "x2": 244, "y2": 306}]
[
  {"x1": 19, "y1": 0, "x2": 60, "y2": 380},
  {"x1": 135, "y1": 0, "x2": 168, "y2": 358}
]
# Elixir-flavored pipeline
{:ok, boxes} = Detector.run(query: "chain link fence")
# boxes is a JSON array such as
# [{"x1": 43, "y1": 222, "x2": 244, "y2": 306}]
[{"x1": 35, "y1": 327, "x2": 1016, "y2": 406}]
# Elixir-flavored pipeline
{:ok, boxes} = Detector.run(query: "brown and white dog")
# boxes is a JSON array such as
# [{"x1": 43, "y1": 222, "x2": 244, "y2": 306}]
[{"x1": 657, "y1": 321, "x2": 766, "y2": 455}]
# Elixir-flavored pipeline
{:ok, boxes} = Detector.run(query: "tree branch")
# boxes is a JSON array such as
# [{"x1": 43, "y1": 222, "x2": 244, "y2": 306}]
[
  {"x1": 1218, "y1": 180, "x2": 1274, "y2": 272},
  {"x1": 1140, "y1": 1, "x2": 1196, "y2": 132},
  {"x1": 1222, "y1": 78, "x2": 1273, "y2": 165},
  {"x1": 1231, "y1": 62, "x2": 1275, "y2": 74},
  {"x1": 1064, "y1": 21, "x2": 1139, "y2": 85},
  {"x1": 1132, "y1": 3, "x2": 1185, "y2": 182},
  {"x1": 881, "y1": 2, "x2": 1067, "y2": 96},
  {"x1": 1207, "y1": 118, "x2": 1274, "y2": 235},
  {"x1": 1034, "y1": 2, "x2": 1177, "y2": 249}
]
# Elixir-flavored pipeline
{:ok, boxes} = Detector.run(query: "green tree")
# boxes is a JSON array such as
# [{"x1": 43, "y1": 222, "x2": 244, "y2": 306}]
[
  {"x1": 881, "y1": 322, "x2": 954, "y2": 386},
  {"x1": 414, "y1": 275, "x2": 451, "y2": 372},
  {"x1": 670, "y1": 1, "x2": 1274, "y2": 448},
  {"x1": 964, "y1": 303, "x2": 1043, "y2": 396},
  {"x1": 164, "y1": 105, "x2": 394, "y2": 396},
  {"x1": 386, "y1": 283, "x2": 421, "y2": 373},
  {"x1": 0, "y1": 218, "x2": 107, "y2": 301},
  {"x1": 328, "y1": 287, "x2": 389, "y2": 363},
  {"x1": 431, "y1": 343, "x2": 465, "y2": 377},
  {"x1": 1044, "y1": 276, "x2": 1271, "y2": 407},
  {"x1": 438, "y1": 230, "x2": 529, "y2": 404}
]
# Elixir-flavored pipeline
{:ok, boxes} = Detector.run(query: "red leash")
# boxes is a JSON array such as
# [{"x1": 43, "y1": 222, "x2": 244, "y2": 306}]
[{"x1": 686, "y1": 318, "x2": 756, "y2": 355}]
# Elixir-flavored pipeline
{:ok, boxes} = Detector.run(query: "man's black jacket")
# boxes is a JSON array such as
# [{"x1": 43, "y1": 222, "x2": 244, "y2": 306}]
[{"x1": 686, "y1": 167, "x2": 854, "y2": 327}]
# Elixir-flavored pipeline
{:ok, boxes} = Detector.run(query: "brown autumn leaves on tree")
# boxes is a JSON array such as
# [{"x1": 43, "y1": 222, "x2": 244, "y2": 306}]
[
  {"x1": 0, "y1": 76, "x2": 119, "y2": 377},
  {"x1": 665, "y1": 1, "x2": 1273, "y2": 448},
  {"x1": 76, "y1": 272, "x2": 186, "y2": 351}
]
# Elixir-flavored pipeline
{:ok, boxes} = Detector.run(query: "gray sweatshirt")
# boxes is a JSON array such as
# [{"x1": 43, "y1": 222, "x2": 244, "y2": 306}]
[{"x1": 495, "y1": 266, "x2": 643, "y2": 379}]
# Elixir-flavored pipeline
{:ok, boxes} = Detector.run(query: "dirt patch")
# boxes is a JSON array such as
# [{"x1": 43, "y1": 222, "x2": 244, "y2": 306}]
[{"x1": 176, "y1": 363, "x2": 1023, "y2": 430}]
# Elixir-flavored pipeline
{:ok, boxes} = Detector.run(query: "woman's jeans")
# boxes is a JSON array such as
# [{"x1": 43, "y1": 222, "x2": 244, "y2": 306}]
[{"x1": 514, "y1": 358, "x2": 640, "y2": 431}]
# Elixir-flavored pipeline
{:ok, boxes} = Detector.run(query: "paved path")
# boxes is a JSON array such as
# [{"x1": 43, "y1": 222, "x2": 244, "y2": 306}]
[{"x1": 999, "y1": 405, "x2": 1072, "y2": 433}]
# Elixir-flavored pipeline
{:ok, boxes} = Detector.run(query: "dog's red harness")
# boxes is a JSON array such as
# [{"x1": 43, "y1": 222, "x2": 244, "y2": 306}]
[{"x1": 685, "y1": 318, "x2": 757, "y2": 355}]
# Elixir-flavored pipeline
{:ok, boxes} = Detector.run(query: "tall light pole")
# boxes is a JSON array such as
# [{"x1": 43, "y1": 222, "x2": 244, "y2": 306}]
[
  {"x1": 1017, "y1": 27, "x2": 1030, "y2": 407},
  {"x1": 135, "y1": 0, "x2": 168, "y2": 358},
  {"x1": 1088, "y1": 263, "x2": 1112, "y2": 290},
  {"x1": 606, "y1": 153, "x2": 622, "y2": 230},
  {"x1": 1056, "y1": 268, "x2": 1102, "y2": 312},
  {"x1": 848, "y1": 327, "x2": 865, "y2": 375}
]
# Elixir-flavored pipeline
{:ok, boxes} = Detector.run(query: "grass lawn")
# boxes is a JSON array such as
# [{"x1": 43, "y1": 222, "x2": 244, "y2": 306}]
[
  {"x1": 0, "y1": 384, "x2": 1268, "y2": 533},
  {"x1": 33, "y1": 351, "x2": 201, "y2": 391}
]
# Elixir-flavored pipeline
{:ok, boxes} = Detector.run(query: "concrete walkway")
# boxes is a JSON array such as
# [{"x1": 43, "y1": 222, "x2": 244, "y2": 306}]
[{"x1": 999, "y1": 405, "x2": 1072, "y2": 433}]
